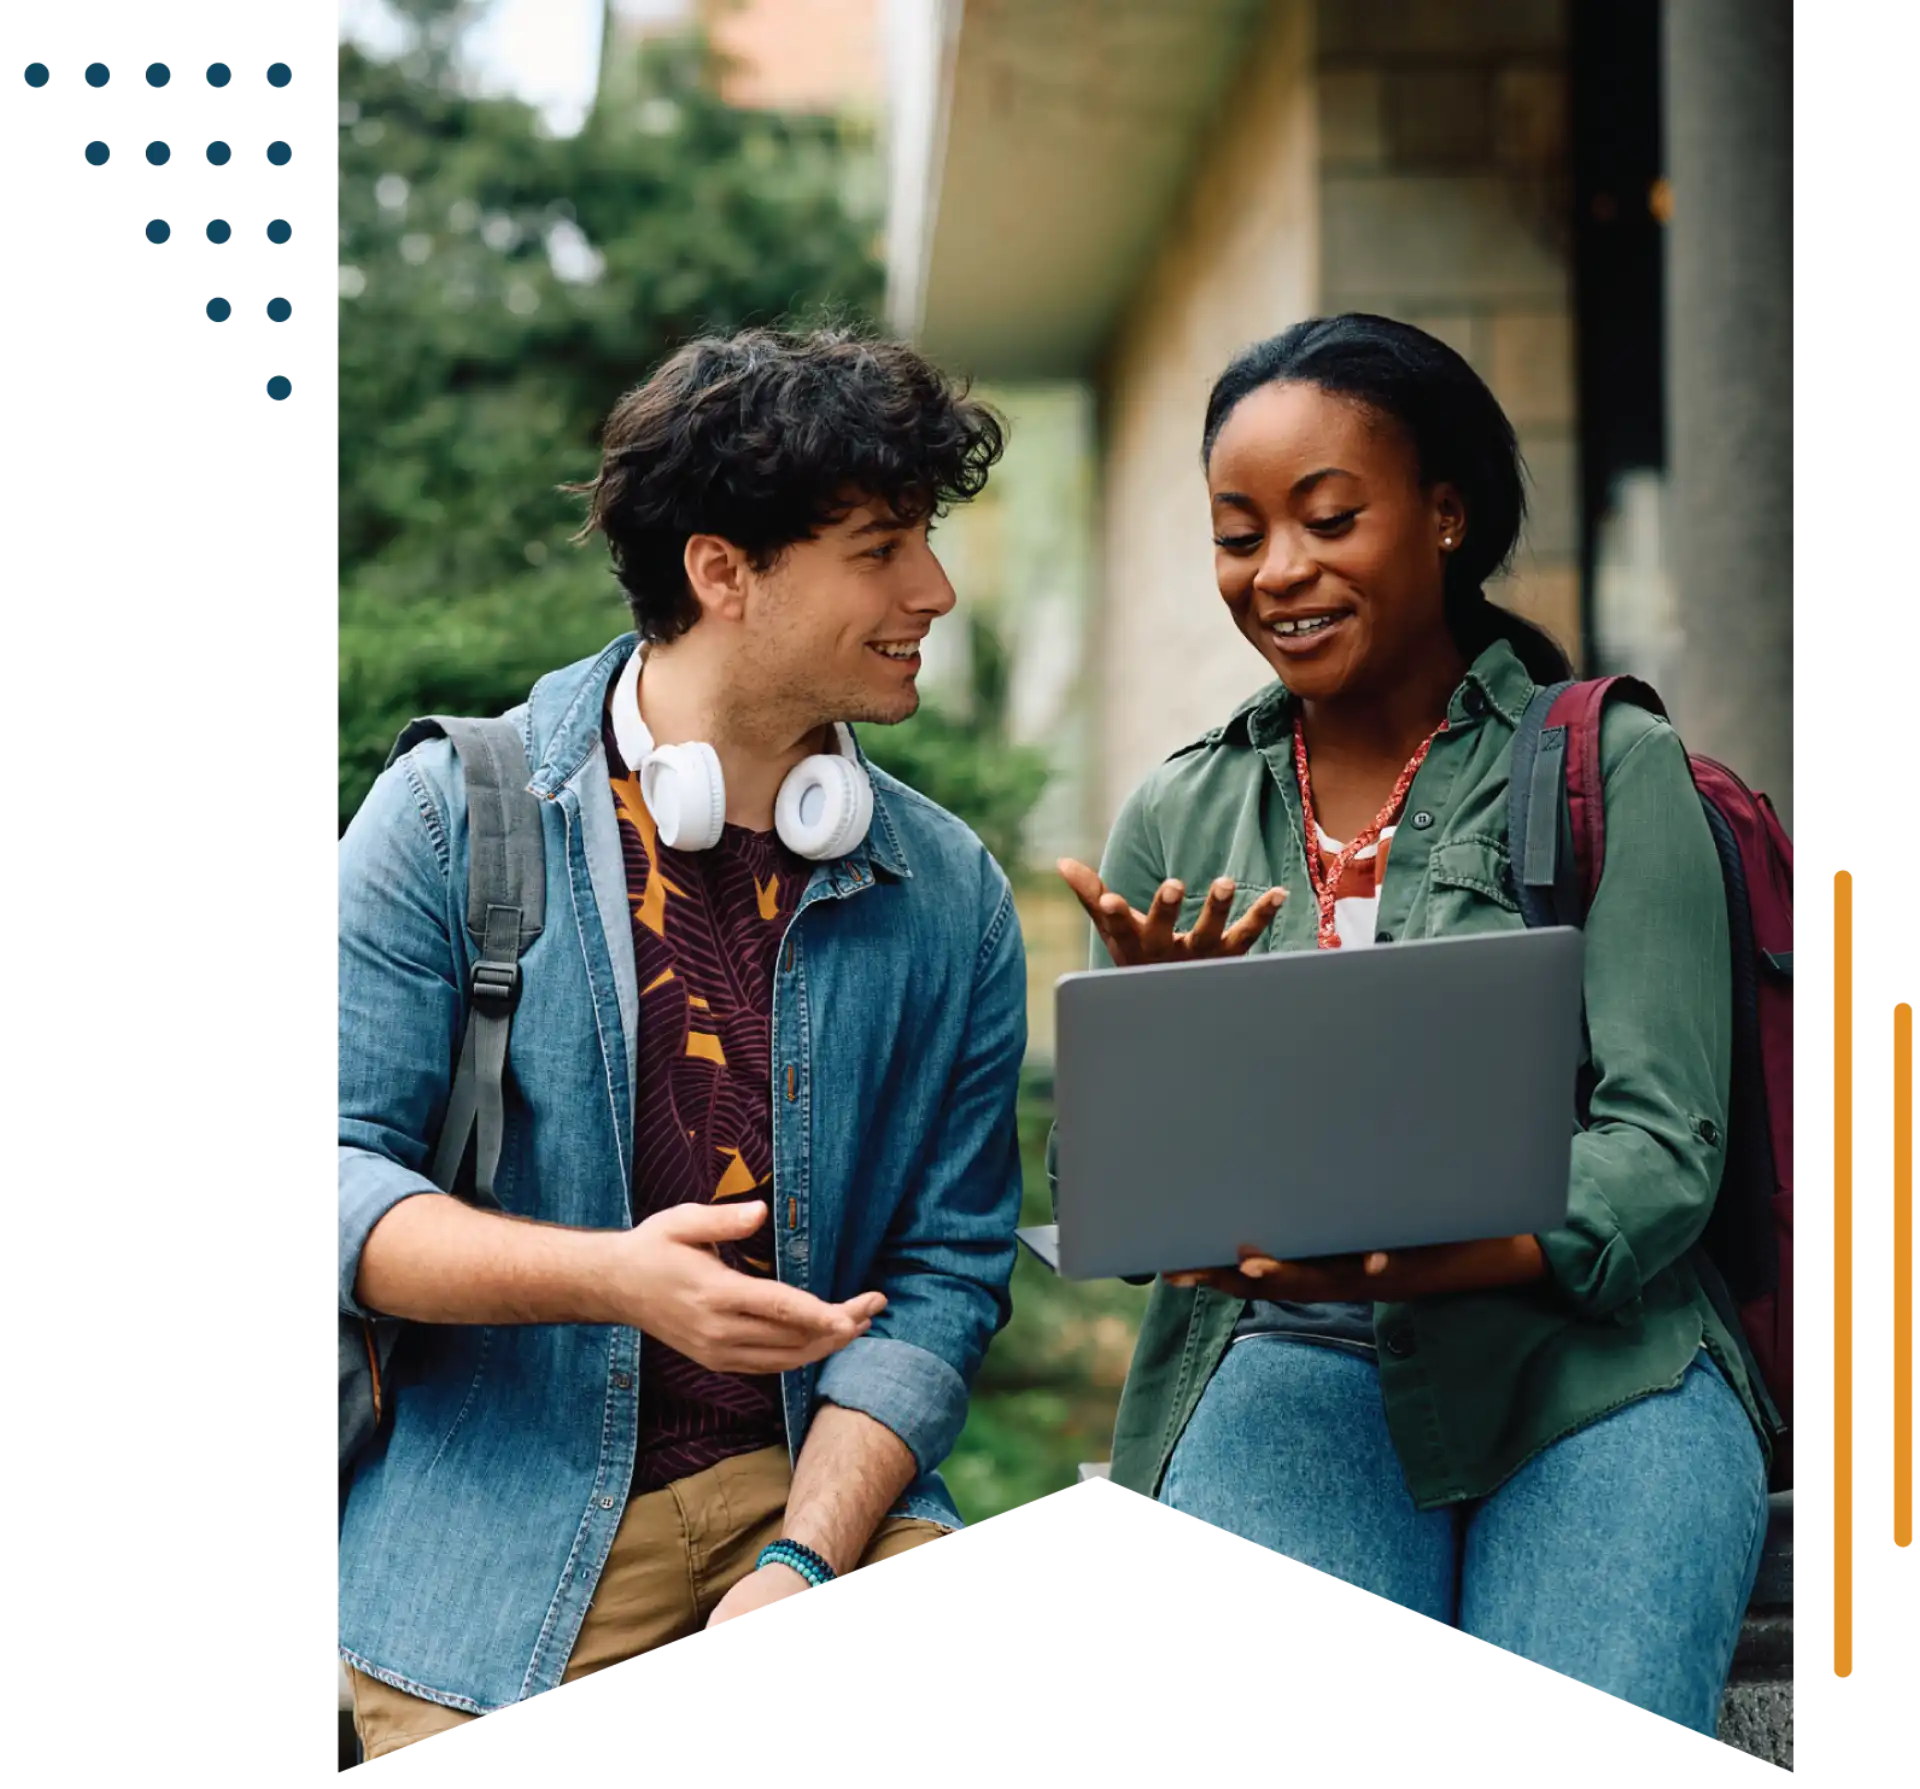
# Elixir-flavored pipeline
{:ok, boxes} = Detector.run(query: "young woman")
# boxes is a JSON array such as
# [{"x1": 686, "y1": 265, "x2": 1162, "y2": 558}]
[{"x1": 1058, "y1": 315, "x2": 1771, "y2": 1733}]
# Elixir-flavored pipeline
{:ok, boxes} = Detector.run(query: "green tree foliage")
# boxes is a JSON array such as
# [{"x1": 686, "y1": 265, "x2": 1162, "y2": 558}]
[
  {"x1": 338, "y1": 18, "x2": 1047, "y2": 871},
  {"x1": 863, "y1": 612, "x2": 1050, "y2": 873}
]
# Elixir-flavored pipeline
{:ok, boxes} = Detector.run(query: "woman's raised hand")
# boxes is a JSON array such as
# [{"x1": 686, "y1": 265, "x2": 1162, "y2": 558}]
[{"x1": 1058, "y1": 861, "x2": 1286, "y2": 966}]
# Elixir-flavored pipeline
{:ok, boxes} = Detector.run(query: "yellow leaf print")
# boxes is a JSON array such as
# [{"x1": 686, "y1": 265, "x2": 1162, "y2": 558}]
[{"x1": 611, "y1": 771, "x2": 687, "y2": 937}]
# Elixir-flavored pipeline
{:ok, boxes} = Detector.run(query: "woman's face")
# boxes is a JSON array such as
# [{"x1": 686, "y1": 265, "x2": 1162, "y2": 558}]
[{"x1": 1206, "y1": 380, "x2": 1464, "y2": 704}]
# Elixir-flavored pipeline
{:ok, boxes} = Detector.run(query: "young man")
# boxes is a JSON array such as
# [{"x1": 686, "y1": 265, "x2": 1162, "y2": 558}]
[{"x1": 338, "y1": 328, "x2": 1023, "y2": 1757}]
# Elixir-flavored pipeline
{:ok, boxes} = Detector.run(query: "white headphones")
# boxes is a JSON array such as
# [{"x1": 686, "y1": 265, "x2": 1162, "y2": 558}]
[{"x1": 610, "y1": 648, "x2": 874, "y2": 862}]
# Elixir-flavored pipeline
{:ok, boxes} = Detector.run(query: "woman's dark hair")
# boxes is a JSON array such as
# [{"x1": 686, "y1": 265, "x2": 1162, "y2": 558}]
[
  {"x1": 566, "y1": 325, "x2": 1005, "y2": 643},
  {"x1": 1200, "y1": 313, "x2": 1573, "y2": 683}
]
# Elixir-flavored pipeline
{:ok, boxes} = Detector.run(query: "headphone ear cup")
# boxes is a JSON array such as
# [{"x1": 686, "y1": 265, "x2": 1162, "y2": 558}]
[
  {"x1": 775, "y1": 752, "x2": 874, "y2": 861},
  {"x1": 641, "y1": 740, "x2": 726, "y2": 851}
]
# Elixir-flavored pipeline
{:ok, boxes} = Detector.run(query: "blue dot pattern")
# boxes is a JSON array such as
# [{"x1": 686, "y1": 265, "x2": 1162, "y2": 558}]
[
  {"x1": 54, "y1": 54, "x2": 304, "y2": 397},
  {"x1": 25, "y1": 64, "x2": 49, "y2": 87}
]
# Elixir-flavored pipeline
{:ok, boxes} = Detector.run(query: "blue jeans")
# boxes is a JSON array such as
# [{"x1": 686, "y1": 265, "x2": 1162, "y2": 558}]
[{"x1": 1161, "y1": 1338, "x2": 1769, "y2": 1733}]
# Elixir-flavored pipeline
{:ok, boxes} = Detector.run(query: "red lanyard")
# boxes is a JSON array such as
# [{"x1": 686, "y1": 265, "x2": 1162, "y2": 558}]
[{"x1": 1292, "y1": 714, "x2": 1448, "y2": 949}]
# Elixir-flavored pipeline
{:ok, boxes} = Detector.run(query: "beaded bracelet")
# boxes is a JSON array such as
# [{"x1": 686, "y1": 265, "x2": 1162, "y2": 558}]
[{"x1": 756, "y1": 1538, "x2": 836, "y2": 1588}]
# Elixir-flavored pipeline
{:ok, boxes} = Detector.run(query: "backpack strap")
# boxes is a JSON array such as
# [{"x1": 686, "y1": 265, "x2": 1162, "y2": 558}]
[
  {"x1": 1508, "y1": 676, "x2": 1667, "y2": 925},
  {"x1": 389, "y1": 714, "x2": 547, "y2": 1208},
  {"x1": 344, "y1": 715, "x2": 546, "y2": 1491},
  {"x1": 1550, "y1": 676, "x2": 1668, "y2": 910},
  {"x1": 1509, "y1": 675, "x2": 1667, "y2": 1121},
  {"x1": 1508, "y1": 680, "x2": 1577, "y2": 928}
]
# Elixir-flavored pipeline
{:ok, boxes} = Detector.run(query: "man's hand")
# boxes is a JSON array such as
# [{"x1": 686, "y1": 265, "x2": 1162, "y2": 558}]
[
  {"x1": 706, "y1": 1560, "x2": 811, "y2": 1628},
  {"x1": 1164, "y1": 1235, "x2": 1547, "y2": 1303},
  {"x1": 616, "y1": 1201, "x2": 885, "y2": 1374},
  {"x1": 1058, "y1": 860, "x2": 1286, "y2": 967}
]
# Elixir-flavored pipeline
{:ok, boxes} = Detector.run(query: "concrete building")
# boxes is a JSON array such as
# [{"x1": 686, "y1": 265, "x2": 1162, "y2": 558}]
[{"x1": 887, "y1": 0, "x2": 1792, "y2": 836}]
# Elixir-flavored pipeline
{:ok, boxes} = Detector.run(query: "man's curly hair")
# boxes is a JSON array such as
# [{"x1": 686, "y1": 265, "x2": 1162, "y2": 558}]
[{"x1": 566, "y1": 326, "x2": 1006, "y2": 643}]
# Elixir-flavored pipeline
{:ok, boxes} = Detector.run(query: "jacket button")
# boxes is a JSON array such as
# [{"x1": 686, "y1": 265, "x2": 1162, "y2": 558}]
[
  {"x1": 1463, "y1": 687, "x2": 1488, "y2": 717},
  {"x1": 599, "y1": 1497, "x2": 616, "y2": 1510},
  {"x1": 616, "y1": 1374, "x2": 632, "y2": 1390},
  {"x1": 1384, "y1": 1327, "x2": 1416, "y2": 1359},
  {"x1": 1411, "y1": 811, "x2": 1433, "y2": 830},
  {"x1": 1374, "y1": 929, "x2": 1393, "y2": 945},
  {"x1": 1700, "y1": 1119, "x2": 1722, "y2": 1147}
]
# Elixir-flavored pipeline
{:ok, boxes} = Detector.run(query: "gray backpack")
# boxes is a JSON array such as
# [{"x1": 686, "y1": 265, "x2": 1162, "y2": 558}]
[{"x1": 339, "y1": 715, "x2": 547, "y2": 1485}]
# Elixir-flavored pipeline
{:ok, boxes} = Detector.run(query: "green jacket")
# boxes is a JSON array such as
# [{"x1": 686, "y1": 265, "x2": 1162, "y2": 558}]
[{"x1": 1092, "y1": 638, "x2": 1768, "y2": 1510}]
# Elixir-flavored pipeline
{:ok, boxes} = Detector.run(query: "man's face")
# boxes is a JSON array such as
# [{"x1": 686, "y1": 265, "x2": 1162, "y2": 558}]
[{"x1": 738, "y1": 497, "x2": 958, "y2": 729}]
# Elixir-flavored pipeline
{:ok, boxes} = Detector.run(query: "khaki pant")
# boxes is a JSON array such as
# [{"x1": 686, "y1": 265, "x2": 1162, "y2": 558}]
[{"x1": 346, "y1": 1445, "x2": 946, "y2": 1760}]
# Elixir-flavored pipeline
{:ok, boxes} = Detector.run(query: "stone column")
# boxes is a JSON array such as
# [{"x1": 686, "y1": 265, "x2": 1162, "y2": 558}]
[{"x1": 1663, "y1": 0, "x2": 1793, "y2": 827}]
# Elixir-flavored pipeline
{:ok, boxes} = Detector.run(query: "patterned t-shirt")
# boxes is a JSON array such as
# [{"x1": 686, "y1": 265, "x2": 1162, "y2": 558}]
[
  {"x1": 1234, "y1": 818, "x2": 1394, "y2": 1353},
  {"x1": 605, "y1": 714, "x2": 805, "y2": 1493}
]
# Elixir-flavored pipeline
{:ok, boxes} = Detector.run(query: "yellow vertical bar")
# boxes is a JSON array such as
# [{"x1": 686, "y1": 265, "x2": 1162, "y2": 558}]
[
  {"x1": 1898, "y1": 1003, "x2": 1913, "y2": 1548},
  {"x1": 1836, "y1": 871, "x2": 1854, "y2": 1676}
]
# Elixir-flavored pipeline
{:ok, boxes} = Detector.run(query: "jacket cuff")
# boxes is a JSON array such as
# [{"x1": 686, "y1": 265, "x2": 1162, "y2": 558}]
[
  {"x1": 339, "y1": 1146, "x2": 442, "y2": 1318},
  {"x1": 815, "y1": 1334, "x2": 970, "y2": 1476},
  {"x1": 1538, "y1": 1221, "x2": 1645, "y2": 1319}
]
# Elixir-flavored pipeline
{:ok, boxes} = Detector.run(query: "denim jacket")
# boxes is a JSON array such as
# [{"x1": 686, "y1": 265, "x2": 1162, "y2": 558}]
[{"x1": 339, "y1": 635, "x2": 1026, "y2": 1712}]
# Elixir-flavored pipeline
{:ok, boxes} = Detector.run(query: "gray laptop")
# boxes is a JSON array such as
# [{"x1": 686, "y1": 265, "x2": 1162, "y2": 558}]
[{"x1": 1047, "y1": 927, "x2": 1585, "y2": 1280}]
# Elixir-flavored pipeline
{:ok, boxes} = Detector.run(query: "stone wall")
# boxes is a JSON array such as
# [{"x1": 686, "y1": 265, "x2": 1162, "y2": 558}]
[
  {"x1": 1093, "y1": 0, "x2": 1582, "y2": 829},
  {"x1": 1094, "y1": 0, "x2": 1320, "y2": 823},
  {"x1": 1315, "y1": 0, "x2": 1581, "y2": 671}
]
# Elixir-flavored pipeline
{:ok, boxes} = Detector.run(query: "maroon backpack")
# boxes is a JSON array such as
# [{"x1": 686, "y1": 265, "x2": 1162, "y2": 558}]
[{"x1": 1507, "y1": 677, "x2": 1793, "y2": 1486}]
